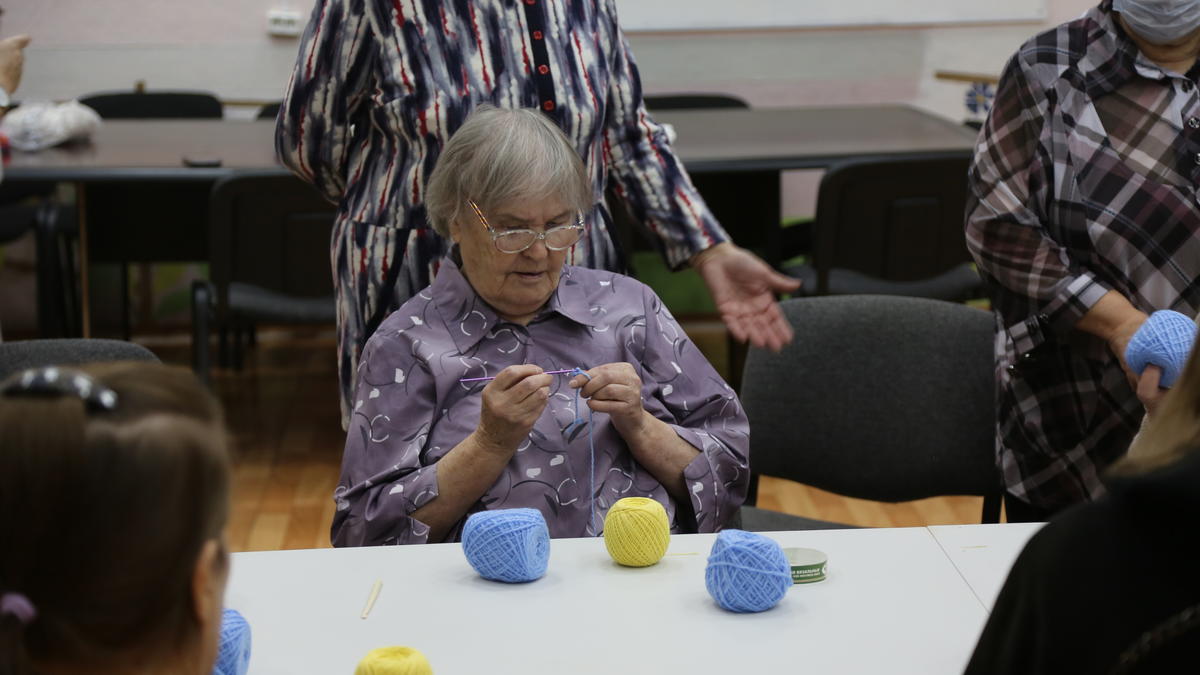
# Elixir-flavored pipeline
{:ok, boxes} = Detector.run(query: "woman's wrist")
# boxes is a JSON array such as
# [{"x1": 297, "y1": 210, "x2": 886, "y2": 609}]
[
  {"x1": 469, "y1": 428, "x2": 519, "y2": 459},
  {"x1": 612, "y1": 408, "x2": 653, "y2": 448},
  {"x1": 689, "y1": 241, "x2": 735, "y2": 270},
  {"x1": 1076, "y1": 290, "x2": 1146, "y2": 343}
]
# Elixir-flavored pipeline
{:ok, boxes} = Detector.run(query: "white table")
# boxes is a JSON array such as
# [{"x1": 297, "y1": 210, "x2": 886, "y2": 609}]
[
  {"x1": 227, "y1": 527, "x2": 990, "y2": 674},
  {"x1": 928, "y1": 523, "x2": 1045, "y2": 611}
]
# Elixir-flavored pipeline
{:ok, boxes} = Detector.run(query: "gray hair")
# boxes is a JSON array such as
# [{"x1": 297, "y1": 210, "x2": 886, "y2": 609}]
[{"x1": 424, "y1": 105, "x2": 592, "y2": 237}]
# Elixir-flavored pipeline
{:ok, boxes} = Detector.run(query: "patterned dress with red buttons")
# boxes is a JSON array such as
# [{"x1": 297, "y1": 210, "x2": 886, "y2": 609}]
[{"x1": 277, "y1": 0, "x2": 730, "y2": 428}]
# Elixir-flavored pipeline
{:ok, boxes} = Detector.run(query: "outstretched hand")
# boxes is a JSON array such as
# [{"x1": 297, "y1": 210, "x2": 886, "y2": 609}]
[
  {"x1": 692, "y1": 243, "x2": 801, "y2": 352},
  {"x1": 0, "y1": 35, "x2": 30, "y2": 95}
]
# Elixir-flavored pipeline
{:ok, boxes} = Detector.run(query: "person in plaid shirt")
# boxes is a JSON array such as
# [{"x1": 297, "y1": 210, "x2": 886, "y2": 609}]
[{"x1": 967, "y1": 0, "x2": 1200, "y2": 520}]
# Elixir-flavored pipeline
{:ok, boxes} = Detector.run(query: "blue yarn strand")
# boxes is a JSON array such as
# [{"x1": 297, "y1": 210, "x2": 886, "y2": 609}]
[{"x1": 569, "y1": 367, "x2": 598, "y2": 536}]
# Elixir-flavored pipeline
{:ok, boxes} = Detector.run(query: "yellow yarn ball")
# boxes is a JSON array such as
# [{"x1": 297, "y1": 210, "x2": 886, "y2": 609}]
[
  {"x1": 603, "y1": 497, "x2": 670, "y2": 567},
  {"x1": 355, "y1": 646, "x2": 433, "y2": 675}
]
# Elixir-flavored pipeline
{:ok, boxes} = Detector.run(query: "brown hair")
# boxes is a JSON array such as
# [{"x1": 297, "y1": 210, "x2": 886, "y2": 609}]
[
  {"x1": 0, "y1": 362, "x2": 231, "y2": 674},
  {"x1": 1115, "y1": 337, "x2": 1200, "y2": 476}
]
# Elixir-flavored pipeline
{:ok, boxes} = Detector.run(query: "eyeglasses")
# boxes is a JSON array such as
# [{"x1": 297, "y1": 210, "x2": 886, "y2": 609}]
[{"x1": 467, "y1": 200, "x2": 585, "y2": 254}]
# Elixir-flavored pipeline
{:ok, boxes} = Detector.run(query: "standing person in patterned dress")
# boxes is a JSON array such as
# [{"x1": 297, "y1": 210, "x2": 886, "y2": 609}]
[
  {"x1": 967, "y1": 0, "x2": 1200, "y2": 520},
  {"x1": 276, "y1": 0, "x2": 800, "y2": 427}
]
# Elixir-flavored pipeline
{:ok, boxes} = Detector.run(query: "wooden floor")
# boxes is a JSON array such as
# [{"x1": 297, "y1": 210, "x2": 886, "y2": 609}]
[{"x1": 151, "y1": 330, "x2": 986, "y2": 553}]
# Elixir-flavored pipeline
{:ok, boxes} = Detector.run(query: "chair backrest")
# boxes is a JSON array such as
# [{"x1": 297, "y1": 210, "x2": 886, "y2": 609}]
[
  {"x1": 643, "y1": 94, "x2": 749, "y2": 111},
  {"x1": 257, "y1": 101, "x2": 282, "y2": 120},
  {"x1": 208, "y1": 172, "x2": 337, "y2": 311},
  {"x1": 812, "y1": 155, "x2": 972, "y2": 294},
  {"x1": 79, "y1": 91, "x2": 224, "y2": 119},
  {"x1": 0, "y1": 339, "x2": 158, "y2": 381},
  {"x1": 740, "y1": 295, "x2": 999, "y2": 503},
  {"x1": 612, "y1": 92, "x2": 774, "y2": 264}
]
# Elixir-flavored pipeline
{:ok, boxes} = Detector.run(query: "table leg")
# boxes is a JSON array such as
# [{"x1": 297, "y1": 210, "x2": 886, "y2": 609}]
[{"x1": 76, "y1": 181, "x2": 91, "y2": 338}]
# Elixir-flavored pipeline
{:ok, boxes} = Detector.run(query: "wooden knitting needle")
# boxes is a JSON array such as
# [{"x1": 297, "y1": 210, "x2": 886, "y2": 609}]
[{"x1": 360, "y1": 580, "x2": 382, "y2": 620}]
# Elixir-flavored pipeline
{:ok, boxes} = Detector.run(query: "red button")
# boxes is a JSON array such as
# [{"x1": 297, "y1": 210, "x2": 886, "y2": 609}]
[
  {"x1": 524, "y1": 0, "x2": 535, "y2": 5},
  {"x1": 532, "y1": 30, "x2": 543, "y2": 40},
  {"x1": 542, "y1": 100, "x2": 555, "y2": 111},
  {"x1": 538, "y1": 65, "x2": 549, "y2": 75}
]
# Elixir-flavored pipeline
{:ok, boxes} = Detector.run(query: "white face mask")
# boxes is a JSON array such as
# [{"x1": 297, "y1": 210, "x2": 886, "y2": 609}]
[{"x1": 1114, "y1": 0, "x2": 1200, "y2": 44}]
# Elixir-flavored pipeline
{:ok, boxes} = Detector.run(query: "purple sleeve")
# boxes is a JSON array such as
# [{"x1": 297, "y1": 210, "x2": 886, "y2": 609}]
[
  {"x1": 639, "y1": 288, "x2": 750, "y2": 532},
  {"x1": 275, "y1": 0, "x2": 377, "y2": 204},
  {"x1": 331, "y1": 331, "x2": 442, "y2": 546}
]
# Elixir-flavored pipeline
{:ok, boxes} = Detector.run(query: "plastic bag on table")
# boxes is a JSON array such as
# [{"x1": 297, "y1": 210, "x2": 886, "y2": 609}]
[{"x1": 1, "y1": 100, "x2": 102, "y2": 151}]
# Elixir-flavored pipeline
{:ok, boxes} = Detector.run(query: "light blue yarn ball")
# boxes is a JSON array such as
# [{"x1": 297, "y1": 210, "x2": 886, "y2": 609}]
[
  {"x1": 462, "y1": 508, "x2": 550, "y2": 583},
  {"x1": 705, "y1": 529, "x2": 792, "y2": 613},
  {"x1": 1125, "y1": 310, "x2": 1197, "y2": 388},
  {"x1": 212, "y1": 608, "x2": 251, "y2": 675}
]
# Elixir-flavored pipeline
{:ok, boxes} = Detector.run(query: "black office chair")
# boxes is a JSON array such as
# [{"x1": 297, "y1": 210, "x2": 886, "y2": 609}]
[
  {"x1": 784, "y1": 156, "x2": 983, "y2": 302},
  {"x1": 0, "y1": 338, "x2": 158, "y2": 381},
  {"x1": 738, "y1": 295, "x2": 1002, "y2": 531},
  {"x1": 191, "y1": 172, "x2": 337, "y2": 385},
  {"x1": 78, "y1": 90, "x2": 224, "y2": 119},
  {"x1": 644, "y1": 93, "x2": 749, "y2": 111},
  {"x1": 257, "y1": 101, "x2": 282, "y2": 120},
  {"x1": 75, "y1": 90, "x2": 225, "y2": 339},
  {"x1": 0, "y1": 184, "x2": 79, "y2": 338}
]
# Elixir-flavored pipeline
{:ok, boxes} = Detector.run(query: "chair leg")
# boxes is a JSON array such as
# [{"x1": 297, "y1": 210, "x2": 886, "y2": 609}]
[
  {"x1": 981, "y1": 492, "x2": 1002, "y2": 524},
  {"x1": 745, "y1": 472, "x2": 760, "y2": 508},
  {"x1": 61, "y1": 226, "x2": 81, "y2": 338},
  {"x1": 119, "y1": 262, "x2": 132, "y2": 340},
  {"x1": 33, "y1": 205, "x2": 66, "y2": 338},
  {"x1": 191, "y1": 280, "x2": 214, "y2": 387},
  {"x1": 218, "y1": 324, "x2": 230, "y2": 368},
  {"x1": 232, "y1": 319, "x2": 245, "y2": 372}
]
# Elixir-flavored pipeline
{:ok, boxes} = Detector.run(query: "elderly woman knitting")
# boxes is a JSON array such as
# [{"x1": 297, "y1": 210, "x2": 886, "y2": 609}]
[{"x1": 331, "y1": 106, "x2": 750, "y2": 546}]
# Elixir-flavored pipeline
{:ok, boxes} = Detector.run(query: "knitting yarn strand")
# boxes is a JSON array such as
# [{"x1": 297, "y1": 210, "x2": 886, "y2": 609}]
[{"x1": 568, "y1": 367, "x2": 598, "y2": 536}]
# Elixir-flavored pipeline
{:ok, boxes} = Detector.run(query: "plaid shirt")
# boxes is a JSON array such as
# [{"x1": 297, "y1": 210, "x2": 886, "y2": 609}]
[{"x1": 967, "y1": 1, "x2": 1200, "y2": 511}]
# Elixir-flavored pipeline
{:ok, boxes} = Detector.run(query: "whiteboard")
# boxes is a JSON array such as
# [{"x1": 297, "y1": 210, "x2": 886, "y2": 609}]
[{"x1": 614, "y1": 0, "x2": 1047, "y2": 31}]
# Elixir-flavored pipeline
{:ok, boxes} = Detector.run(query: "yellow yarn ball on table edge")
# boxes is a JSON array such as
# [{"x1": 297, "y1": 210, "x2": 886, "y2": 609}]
[
  {"x1": 355, "y1": 646, "x2": 433, "y2": 675},
  {"x1": 604, "y1": 497, "x2": 670, "y2": 567}
]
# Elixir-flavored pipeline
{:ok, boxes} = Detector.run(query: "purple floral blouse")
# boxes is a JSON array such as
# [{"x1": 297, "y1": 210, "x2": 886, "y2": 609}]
[{"x1": 332, "y1": 257, "x2": 749, "y2": 545}]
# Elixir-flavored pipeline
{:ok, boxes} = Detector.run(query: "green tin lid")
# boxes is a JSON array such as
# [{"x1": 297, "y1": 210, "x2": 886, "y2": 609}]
[{"x1": 785, "y1": 547, "x2": 828, "y2": 584}]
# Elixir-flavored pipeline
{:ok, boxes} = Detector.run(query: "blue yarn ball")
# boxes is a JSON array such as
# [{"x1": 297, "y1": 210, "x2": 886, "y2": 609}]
[
  {"x1": 1125, "y1": 310, "x2": 1197, "y2": 388},
  {"x1": 705, "y1": 530, "x2": 792, "y2": 613},
  {"x1": 462, "y1": 508, "x2": 550, "y2": 583},
  {"x1": 213, "y1": 608, "x2": 251, "y2": 675}
]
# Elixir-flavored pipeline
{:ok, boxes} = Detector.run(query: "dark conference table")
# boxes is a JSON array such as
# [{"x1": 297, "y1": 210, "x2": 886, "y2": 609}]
[
  {"x1": 8, "y1": 104, "x2": 977, "y2": 181},
  {"x1": 4, "y1": 105, "x2": 978, "y2": 334}
]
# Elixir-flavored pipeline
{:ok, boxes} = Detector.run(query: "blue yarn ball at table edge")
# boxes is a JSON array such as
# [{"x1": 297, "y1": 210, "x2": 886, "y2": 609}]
[
  {"x1": 462, "y1": 508, "x2": 551, "y2": 583},
  {"x1": 705, "y1": 529, "x2": 792, "y2": 613},
  {"x1": 213, "y1": 608, "x2": 251, "y2": 675},
  {"x1": 1125, "y1": 310, "x2": 1197, "y2": 388}
]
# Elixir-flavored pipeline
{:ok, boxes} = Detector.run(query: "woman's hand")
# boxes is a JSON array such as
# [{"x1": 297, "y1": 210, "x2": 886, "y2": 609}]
[
  {"x1": 1136, "y1": 365, "x2": 1167, "y2": 417},
  {"x1": 692, "y1": 242, "x2": 801, "y2": 353},
  {"x1": 1106, "y1": 313, "x2": 1149, "y2": 387},
  {"x1": 476, "y1": 365, "x2": 553, "y2": 452},
  {"x1": 570, "y1": 363, "x2": 648, "y2": 440},
  {"x1": 0, "y1": 35, "x2": 30, "y2": 96},
  {"x1": 1076, "y1": 290, "x2": 1148, "y2": 386}
]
